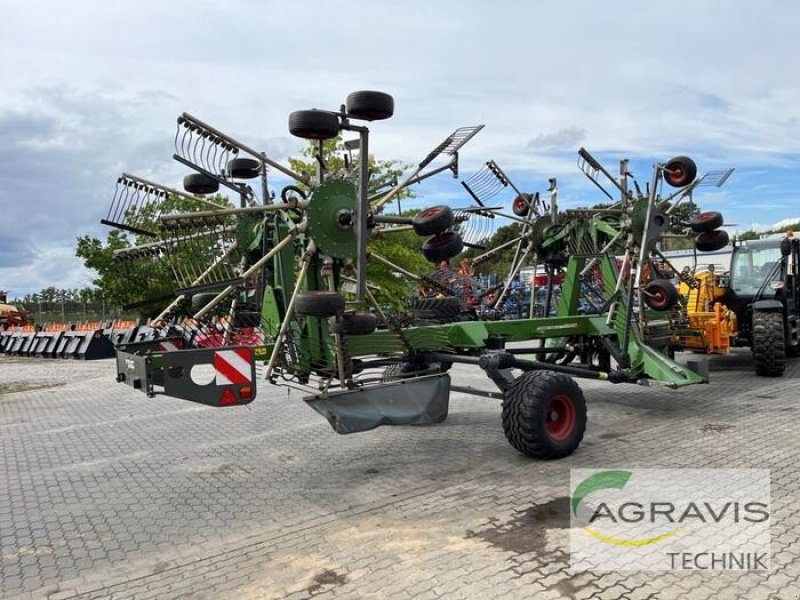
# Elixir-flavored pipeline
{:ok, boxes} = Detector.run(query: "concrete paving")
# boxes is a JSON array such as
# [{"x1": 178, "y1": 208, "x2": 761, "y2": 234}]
[{"x1": 1, "y1": 351, "x2": 799, "y2": 599}]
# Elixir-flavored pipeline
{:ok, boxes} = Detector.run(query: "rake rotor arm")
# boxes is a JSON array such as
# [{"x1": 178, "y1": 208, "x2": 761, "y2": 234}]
[
  {"x1": 180, "y1": 112, "x2": 308, "y2": 185},
  {"x1": 120, "y1": 173, "x2": 225, "y2": 210}
]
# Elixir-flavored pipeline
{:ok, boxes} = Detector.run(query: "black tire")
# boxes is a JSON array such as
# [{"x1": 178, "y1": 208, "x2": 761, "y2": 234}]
[
  {"x1": 752, "y1": 311, "x2": 786, "y2": 376},
  {"x1": 422, "y1": 232, "x2": 464, "y2": 263},
  {"x1": 690, "y1": 211, "x2": 723, "y2": 233},
  {"x1": 695, "y1": 229, "x2": 729, "y2": 252},
  {"x1": 341, "y1": 311, "x2": 377, "y2": 335},
  {"x1": 663, "y1": 155, "x2": 697, "y2": 187},
  {"x1": 191, "y1": 292, "x2": 219, "y2": 313},
  {"x1": 346, "y1": 90, "x2": 394, "y2": 121},
  {"x1": 294, "y1": 291, "x2": 346, "y2": 317},
  {"x1": 512, "y1": 194, "x2": 530, "y2": 217},
  {"x1": 413, "y1": 297, "x2": 462, "y2": 323},
  {"x1": 412, "y1": 205, "x2": 454, "y2": 236},
  {"x1": 288, "y1": 110, "x2": 340, "y2": 140},
  {"x1": 227, "y1": 157, "x2": 261, "y2": 179},
  {"x1": 184, "y1": 173, "x2": 219, "y2": 195},
  {"x1": 502, "y1": 370, "x2": 587, "y2": 459},
  {"x1": 233, "y1": 310, "x2": 261, "y2": 328},
  {"x1": 643, "y1": 280, "x2": 680, "y2": 311}
]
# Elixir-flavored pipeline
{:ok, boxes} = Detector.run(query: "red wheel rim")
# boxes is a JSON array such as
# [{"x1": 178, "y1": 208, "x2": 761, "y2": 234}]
[
  {"x1": 666, "y1": 166, "x2": 684, "y2": 184},
  {"x1": 650, "y1": 288, "x2": 666, "y2": 306},
  {"x1": 695, "y1": 211, "x2": 715, "y2": 222},
  {"x1": 420, "y1": 207, "x2": 443, "y2": 218},
  {"x1": 545, "y1": 394, "x2": 576, "y2": 441},
  {"x1": 514, "y1": 197, "x2": 525, "y2": 210}
]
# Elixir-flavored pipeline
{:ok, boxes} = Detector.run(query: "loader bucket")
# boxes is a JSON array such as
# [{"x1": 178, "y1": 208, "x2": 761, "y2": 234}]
[{"x1": 305, "y1": 373, "x2": 451, "y2": 434}]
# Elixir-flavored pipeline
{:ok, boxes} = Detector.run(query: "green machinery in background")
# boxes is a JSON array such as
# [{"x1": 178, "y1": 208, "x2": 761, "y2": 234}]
[{"x1": 106, "y1": 91, "x2": 732, "y2": 459}]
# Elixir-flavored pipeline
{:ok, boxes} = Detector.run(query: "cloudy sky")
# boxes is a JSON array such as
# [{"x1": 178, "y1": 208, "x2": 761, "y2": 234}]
[{"x1": 1, "y1": 0, "x2": 798, "y2": 296}]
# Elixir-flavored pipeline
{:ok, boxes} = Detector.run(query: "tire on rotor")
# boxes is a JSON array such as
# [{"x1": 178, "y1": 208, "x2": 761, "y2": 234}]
[
  {"x1": 752, "y1": 311, "x2": 786, "y2": 377},
  {"x1": 695, "y1": 229, "x2": 729, "y2": 252},
  {"x1": 412, "y1": 205, "x2": 454, "y2": 236},
  {"x1": 663, "y1": 155, "x2": 697, "y2": 187},
  {"x1": 288, "y1": 110, "x2": 340, "y2": 140},
  {"x1": 341, "y1": 311, "x2": 377, "y2": 335},
  {"x1": 502, "y1": 370, "x2": 587, "y2": 459},
  {"x1": 422, "y1": 231, "x2": 464, "y2": 263},
  {"x1": 643, "y1": 280, "x2": 680, "y2": 311},
  {"x1": 191, "y1": 292, "x2": 220, "y2": 313},
  {"x1": 226, "y1": 157, "x2": 261, "y2": 179},
  {"x1": 512, "y1": 194, "x2": 531, "y2": 217},
  {"x1": 184, "y1": 173, "x2": 220, "y2": 195},
  {"x1": 294, "y1": 291, "x2": 346, "y2": 317},
  {"x1": 346, "y1": 90, "x2": 394, "y2": 121},
  {"x1": 690, "y1": 211, "x2": 723, "y2": 233}
]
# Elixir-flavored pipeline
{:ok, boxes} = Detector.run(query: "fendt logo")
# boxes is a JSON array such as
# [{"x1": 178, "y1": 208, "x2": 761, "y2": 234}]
[{"x1": 569, "y1": 469, "x2": 771, "y2": 571}]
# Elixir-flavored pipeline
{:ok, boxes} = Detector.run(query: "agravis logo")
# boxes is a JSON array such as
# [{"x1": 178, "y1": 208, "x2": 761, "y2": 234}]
[{"x1": 569, "y1": 469, "x2": 771, "y2": 571}]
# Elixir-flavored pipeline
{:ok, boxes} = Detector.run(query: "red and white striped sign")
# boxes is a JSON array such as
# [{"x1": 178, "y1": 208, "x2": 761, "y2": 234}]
[
  {"x1": 214, "y1": 348, "x2": 252, "y2": 385},
  {"x1": 158, "y1": 340, "x2": 182, "y2": 352}
]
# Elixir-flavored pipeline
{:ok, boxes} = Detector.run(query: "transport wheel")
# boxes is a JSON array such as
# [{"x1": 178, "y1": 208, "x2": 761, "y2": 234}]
[
  {"x1": 663, "y1": 155, "x2": 697, "y2": 187},
  {"x1": 422, "y1": 231, "x2": 464, "y2": 263},
  {"x1": 512, "y1": 194, "x2": 530, "y2": 217},
  {"x1": 502, "y1": 370, "x2": 587, "y2": 459},
  {"x1": 227, "y1": 157, "x2": 261, "y2": 179},
  {"x1": 695, "y1": 229, "x2": 729, "y2": 252},
  {"x1": 643, "y1": 280, "x2": 679, "y2": 311},
  {"x1": 752, "y1": 311, "x2": 786, "y2": 376},
  {"x1": 184, "y1": 173, "x2": 219, "y2": 195},
  {"x1": 346, "y1": 90, "x2": 394, "y2": 121},
  {"x1": 341, "y1": 311, "x2": 377, "y2": 335},
  {"x1": 294, "y1": 291, "x2": 346, "y2": 317},
  {"x1": 412, "y1": 205, "x2": 454, "y2": 236},
  {"x1": 690, "y1": 211, "x2": 723, "y2": 233},
  {"x1": 288, "y1": 110, "x2": 340, "y2": 140}
]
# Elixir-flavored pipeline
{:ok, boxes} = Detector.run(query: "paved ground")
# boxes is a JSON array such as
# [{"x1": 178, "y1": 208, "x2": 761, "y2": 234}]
[{"x1": 1, "y1": 350, "x2": 800, "y2": 599}]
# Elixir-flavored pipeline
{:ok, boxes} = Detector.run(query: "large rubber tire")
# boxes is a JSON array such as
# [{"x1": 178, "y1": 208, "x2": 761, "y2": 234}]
[
  {"x1": 643, "y1": 280, "x2": 680, "y2": 311},
  {"x1": 184, "y1": 173, "x2": 219, "y2": 195},
  {"x1": 695, "y1": 229, "x2": 729, "y2": 252},
  {"x1": 341, "y1": 311, "x2": 377, "y2": 335},
  {"x1": 663, "y1": 155, "x2": 697, "y2": 187},
  {"x1": 294, "y1": 291, "x2": 346, "y2": 317},
  {"x1": 413, "y1": 297, "x2": 462, "y2": 323},
  {"x1": 690, "y1": 211, "x2": 723, "y2": 233},
  {"x1": 412, "y1": 205, "x2": 454, "y2": 236},
  {"x1": 502, "y1": 370, "x2": 587, "y2": 459},
  {"x1": 422, "y1": 232, "x2": 464, "y2": 263},
  {"x1": 227, "y1": 157, "x2": 261, "y2": 179},
  {"x1": 512, "y1": 194, "x2": 530, "y2": 217},
  {"x1": 752, "y1": 311, "x2": 786, "y2": 377},
  {"x1": 346, "y1": 91, "x2": 394, "y2": 121},
  {"x1": 288, "y1": 110, "x2": 340, "y2": 140}
]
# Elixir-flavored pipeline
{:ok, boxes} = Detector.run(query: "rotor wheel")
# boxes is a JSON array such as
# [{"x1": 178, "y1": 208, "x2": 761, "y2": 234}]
[
  {"x1": 422, "y1": 232, "x2": 464, "y2": 263},
  {"x1": 690, "y1": 211, "x2": 723, "y2": 233},
  {"x1": 752, "y1": 311, "x2": 786, "y2": 377},
  {"x1": 341, "y1": 311, "x2": 377, "y2": 335},
  {"x1": 502, "y1": 370, "x2": 587, "y2": 459},
  {"x1": 663, "y1": 155, "x2": 697, "y2": 187},
  {"x1": 294, "y1": 291, "x2": 346, "y2": 317},
  {"x1": 288, "y1": 110, "x2": 340, "y2": 140},
  {"x1": 183, "y1": 173, "x2": 219, "y2": 195},
  {"x1": 695, "y1": 229, "x2": 729, "y2": 252},
  {"x1": 346, "y1": 90, "x2": 395, "y2": 121},
  {"x1": 227, "y1": 157, "x2": 261, "y2": 179},
  {"x1": 412, "y1": 205, "x2": 454, "y2": 236},
  {"x1": 643, "y1": 280, "x2": 680, "y2": 311},
  {"x1": 512, "y1": 194, "x2": 530, "y2": 217}
]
